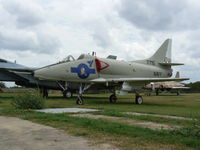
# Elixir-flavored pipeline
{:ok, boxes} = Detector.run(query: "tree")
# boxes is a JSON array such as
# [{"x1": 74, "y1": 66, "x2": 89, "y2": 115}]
[
  {"x1": 0, "y1": 82, "x2": 6, "y2": 88},
  {"x1": 185, "y1": 81, "x2": 200, "y2": 93}
]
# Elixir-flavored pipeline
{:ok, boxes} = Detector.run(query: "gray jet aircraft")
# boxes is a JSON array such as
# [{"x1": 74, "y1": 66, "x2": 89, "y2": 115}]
[
  {"x1": 144, "y1": 72, "x2": 190, "y2": 95},
  {"x1": 34, "y1": 39, "x2": 189, "y2": 105},
  {"x1": 0, "y1": 58, "x2": 80, "y2": 98}
]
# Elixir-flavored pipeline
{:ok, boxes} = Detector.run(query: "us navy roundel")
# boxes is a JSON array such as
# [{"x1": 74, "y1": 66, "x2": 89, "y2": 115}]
[{"x1": 71, "y1": 61, "x2": 96, "y2": 79}]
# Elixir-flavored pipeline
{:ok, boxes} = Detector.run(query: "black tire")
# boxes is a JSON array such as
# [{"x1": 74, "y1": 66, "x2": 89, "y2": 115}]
[
  {"x1": 135, "y1": 96, "x2": 143, "y2": 104},
  {"x1": 109, "y1": 94, "x2": 117, "y2": 103},
  {"x1": 177, "y1": 90, "x2": 180, "y2": 96},
  {"x1": 63, "y1": 90, "x2": 73, "y2": 98},
  {"x1": 76, "y1": 96, "x2": 84, "y2": 105}
]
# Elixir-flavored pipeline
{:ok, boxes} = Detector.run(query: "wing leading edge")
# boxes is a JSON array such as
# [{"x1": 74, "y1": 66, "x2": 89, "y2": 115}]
[{"x1": 91, "y1": 77, "x2": 189, "y2": 83}]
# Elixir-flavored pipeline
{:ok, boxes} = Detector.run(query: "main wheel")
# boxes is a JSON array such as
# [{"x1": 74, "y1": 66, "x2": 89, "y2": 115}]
[
  {"x1": 156, "y1": 89, "x2": 159, "y2": 96},
  {"x1": 76, "y1": 95, "x2": 84, "y2": 105},
  {"x1": 109, "y1": 94, "x2": 117, "y2": 103},
  {"x1": 135, "y1": 96, "x2": 143, "y2": 104},
  {"x1": 63, "y1": 90, "x2": 73, "y2": 98}
]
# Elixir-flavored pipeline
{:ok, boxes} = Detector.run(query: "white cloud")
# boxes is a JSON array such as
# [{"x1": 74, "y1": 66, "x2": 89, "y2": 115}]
[
  {"x1": 2, "y1": 0, "x2": 45, "y2": 28},
  {"x1": 0, "y1": 0, "x2": 199, "y2": 83},
  {"x1": 118, "y1": 0, "x2": 200, "y2": 31}
]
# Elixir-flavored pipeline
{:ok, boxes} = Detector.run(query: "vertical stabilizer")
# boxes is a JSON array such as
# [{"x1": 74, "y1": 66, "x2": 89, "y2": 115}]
[
  {"x1": 149, "y1": 39, "x2": 172, "y2": 63},
  {"x1": 175, "y1": 71, "x2": 180, "y2": 78}
]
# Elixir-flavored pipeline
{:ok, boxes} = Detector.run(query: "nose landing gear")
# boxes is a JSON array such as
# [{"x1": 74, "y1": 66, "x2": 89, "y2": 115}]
[
  {"x1": 76, "y1": 95, "x2": 84, "y2": 105},
  {"x1": 76, "y1": 83, "x2": 92, "y2": 105}
]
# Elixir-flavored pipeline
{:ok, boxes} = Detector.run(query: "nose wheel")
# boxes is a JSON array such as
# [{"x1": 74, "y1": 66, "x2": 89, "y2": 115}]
[
  {"x1": 76, "y1": 83, "x2": 92, "y2": 105},
  {"x1": 76, "y1": 95, "x2": 84, "y2": 105}
]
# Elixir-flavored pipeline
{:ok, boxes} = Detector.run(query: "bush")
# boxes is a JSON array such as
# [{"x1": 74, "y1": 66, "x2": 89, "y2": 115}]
[
  {"x1": 0, "y1": 82, "x2": 6, "y2": 88},
  {"x1": 12, "y1": 92, "x2": 45, "y2": 109}
]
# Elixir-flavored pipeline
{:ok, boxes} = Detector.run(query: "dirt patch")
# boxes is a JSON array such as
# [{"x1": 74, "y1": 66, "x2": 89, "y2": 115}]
[
  {"x1": 71, "y1": 114, "x2": 174, "y2": 130},
  {"x1": 0, "y1": 116, "x2": 118, "y2": 150},
  {"x1": 124, "y1": 112, "x2": 193, "y2": 120}
]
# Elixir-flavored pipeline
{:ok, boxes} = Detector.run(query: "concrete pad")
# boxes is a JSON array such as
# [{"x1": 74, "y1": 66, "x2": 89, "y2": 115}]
[{"x1": 36, "y1": 108, "x2": 98, "y2": 114}]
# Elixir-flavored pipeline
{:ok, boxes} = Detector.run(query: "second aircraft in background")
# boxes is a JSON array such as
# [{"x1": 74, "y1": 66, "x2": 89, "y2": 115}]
[{"x1": 144, "y1": 72, "x2": 190, "y2": 96}]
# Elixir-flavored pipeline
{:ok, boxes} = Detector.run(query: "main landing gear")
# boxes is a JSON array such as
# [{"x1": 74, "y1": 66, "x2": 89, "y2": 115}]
[
  {"x1": 156, "y1": 89, "x2": 159, "y2": 96},
  {"x1": 63, "y1": 89, "x2": 73, "y2": 98},
  {"x1": 135, "y1": 94, "x2": 143, "y2": 104},
  {"x1": 177, "y1": 90, "x2": 180, "y2": 96},
  {"x1": 109, "y1": 94, "x2": 117, "y2": 103},
  {"x1": 108, "y1": 92, "x2": 143, "y2": 104}
]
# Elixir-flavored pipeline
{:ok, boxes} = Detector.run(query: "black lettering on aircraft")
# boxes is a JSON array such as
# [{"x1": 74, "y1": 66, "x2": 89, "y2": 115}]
[
  {"x1": 154, "y1": 72, "x2": 162, "y2": 77},
  {"x1": 146, "y1": 60, "x2": 155, "y2": 65}
]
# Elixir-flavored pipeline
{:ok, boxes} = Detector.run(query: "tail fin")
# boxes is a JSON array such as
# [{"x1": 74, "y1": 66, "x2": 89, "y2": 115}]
[
  {"x1": 149, "y1": 39, "x2": 172, "y2": 63},
  {"x1": 175, "y1": 71, "x2": 180, "y2": 78}
]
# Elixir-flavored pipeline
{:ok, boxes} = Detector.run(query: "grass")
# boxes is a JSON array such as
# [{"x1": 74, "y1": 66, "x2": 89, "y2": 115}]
[
  {"x1": 0, "y1": 108, "x2": 200, "y2": 149},
  {"x1": 93, "y1": 109, "x2": 195, "y2": 127},
  {"x1": 0, "y1": 92, "x2": 200, "y2": 150}
]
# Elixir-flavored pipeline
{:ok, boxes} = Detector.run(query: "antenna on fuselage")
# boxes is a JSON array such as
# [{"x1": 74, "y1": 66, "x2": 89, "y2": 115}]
[{"x1": 92, "y1": 51, "x2": 96, "y2": 56}]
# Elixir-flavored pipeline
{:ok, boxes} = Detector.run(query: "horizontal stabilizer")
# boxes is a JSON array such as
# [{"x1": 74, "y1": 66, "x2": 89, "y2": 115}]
[{"x1": 159, "y1": 63, "x2": 184, "y2": 66}]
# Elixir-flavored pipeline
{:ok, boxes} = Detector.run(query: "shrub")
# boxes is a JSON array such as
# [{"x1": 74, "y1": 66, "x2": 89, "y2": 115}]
[
  {"x1": 0, "y1": 82, "x2": 6, "y2": 88},
  {"x1": 12, "y1": 92, "x2": 45, "y2": 109}
]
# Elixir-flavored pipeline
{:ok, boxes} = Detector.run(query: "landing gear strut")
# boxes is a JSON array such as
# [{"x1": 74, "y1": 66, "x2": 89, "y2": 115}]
[
  {"x1": 40, "y1": 88, "x2": 48, "y2": 98},
  {"x1": 135, "y1": 94, "x2": 143, "y2": 104},
  {"x1": 156, "y1": 89, "x2": 159, "y2": 96},
  {"x1": 76, "y1": 83, "x2": 92, "y2": 105},
  {"x1": 177, "y1": 90, "x2": 180, "y2": 96},
  {"x1": 109, "y1": 94, "x2": 117, "y2": 103}
]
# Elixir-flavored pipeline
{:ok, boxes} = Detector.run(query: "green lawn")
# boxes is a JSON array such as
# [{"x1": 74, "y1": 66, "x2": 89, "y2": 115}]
[{"x1": 0, "y1": 92, "x2": 200, "y2": 150}]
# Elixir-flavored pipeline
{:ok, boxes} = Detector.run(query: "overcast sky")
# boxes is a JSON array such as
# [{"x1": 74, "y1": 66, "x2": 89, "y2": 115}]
[{"x1": 0, "y1": 0, "x2": 199, "y2": 86}]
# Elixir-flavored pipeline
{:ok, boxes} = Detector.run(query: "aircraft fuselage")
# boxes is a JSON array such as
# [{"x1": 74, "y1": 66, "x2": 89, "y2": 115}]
[{"x1": 34, "y1": 55, "x2": 172, "y2": 82}]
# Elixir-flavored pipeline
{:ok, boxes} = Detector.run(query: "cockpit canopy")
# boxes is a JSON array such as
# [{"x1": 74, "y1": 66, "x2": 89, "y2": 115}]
[
  {"x1": 59, "y1": 54, "x2": 94, "y2": 64},
  {"x1": 77, "y1": 54, "x2": 94, "y2": 60},
  {"x1": 62, "y1": 55, "x2": 75, "y2": 62}
]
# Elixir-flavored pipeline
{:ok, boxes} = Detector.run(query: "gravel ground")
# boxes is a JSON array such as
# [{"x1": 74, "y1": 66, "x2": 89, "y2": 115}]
[{"x1": 0, "y1": 116, "x2": 117, "y2": 150}]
